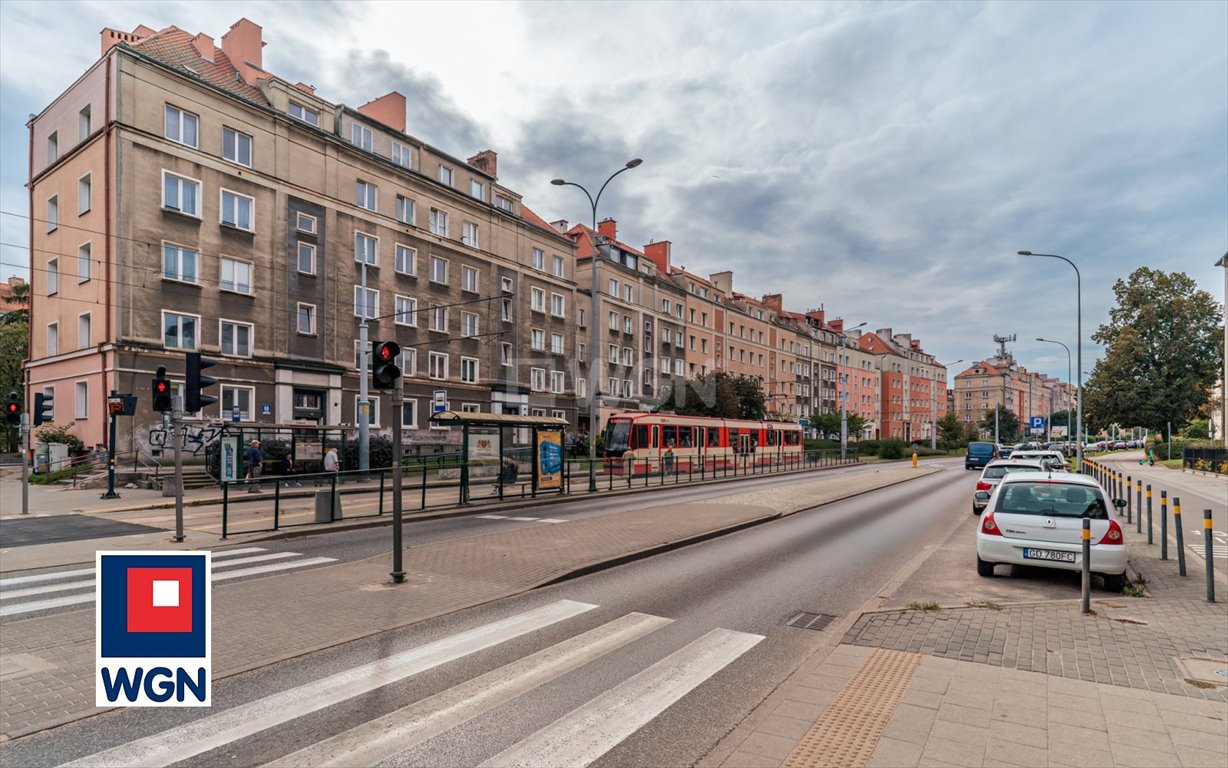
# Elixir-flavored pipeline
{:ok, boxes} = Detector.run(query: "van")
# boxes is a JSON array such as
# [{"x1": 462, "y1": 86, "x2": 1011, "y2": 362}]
[{"x1": 965, "y1": 441, "x2": 998, "y2": 470}]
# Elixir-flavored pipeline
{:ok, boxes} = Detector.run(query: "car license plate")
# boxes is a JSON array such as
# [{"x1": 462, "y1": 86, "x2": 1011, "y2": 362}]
[{"x1": 1023, "y1": 548, "x2": 1076, "y2": 563}]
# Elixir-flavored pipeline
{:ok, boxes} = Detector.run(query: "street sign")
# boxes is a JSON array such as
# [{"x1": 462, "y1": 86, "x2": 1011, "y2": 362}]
[
  {"x1": 231, "y1": 405, "x2": 241, "y2": 423},
  {"x1": 1030, "y1": 416, "x2": 1045, "y2": 430},
  {"x1": 799, "y1": 418, "x2": 810, "y2": 428},
  {"x1": 261, "y1": 403, "x2": 271, "y2": 415},
  {"x1": 433, "y1": 389, "x2": 448, "y2": 414}
]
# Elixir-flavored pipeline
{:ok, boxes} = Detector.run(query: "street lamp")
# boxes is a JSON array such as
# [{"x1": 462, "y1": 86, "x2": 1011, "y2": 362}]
[
  {"x1": 1019, "y1": 251, "x2": 1083, "y2": 472},
  {"x1": 552, "y1": 159, "x2": 643, "y2": 493},
  {"x1": 839, "y1": 321, "x2": 867, "y2": 459},
  {"x1": 931, "y1": 359, "x2": 962, "y2": 450},
  {"x1": 1036, "y1": 337, "x2": 1072, "y2": 446}
]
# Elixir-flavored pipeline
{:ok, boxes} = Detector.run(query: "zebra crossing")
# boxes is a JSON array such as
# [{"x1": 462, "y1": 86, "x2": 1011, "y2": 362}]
[
  {"x1": 59, "y1": 599, "x2": 763, "y2": 768},
  {"x1": 0, "y1": 547, "x2": 336, "y2": 618},
  {"x1": 475, "y1": 514, "x2": 569, "y2": 524},
  {"x1": 1189, "y1": 528, "x2": 1228, "y2": 559}
]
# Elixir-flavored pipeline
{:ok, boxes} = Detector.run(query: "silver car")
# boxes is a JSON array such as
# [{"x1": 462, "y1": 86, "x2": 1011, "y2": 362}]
[{"x1": 972, "y1": 459, "x2": 1044, "y2": 514}]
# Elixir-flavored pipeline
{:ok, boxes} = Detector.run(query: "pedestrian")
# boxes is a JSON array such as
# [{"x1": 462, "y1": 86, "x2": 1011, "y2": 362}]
[
  {"x1": 323, "y1": 446, "x2": 339, "y2": 479},
  {"x1": 1148, "y1": 446, "x2": 1156, "y2": 466},
  {"x1": 663, "y1": 444, "x2": 675, "y2": 475},
  {"x1": 245, "y1": 440, "x2": 263, "y2": 492},
  {"x1": 280, "y1": 453, "x2": 301, "y2": 487}
]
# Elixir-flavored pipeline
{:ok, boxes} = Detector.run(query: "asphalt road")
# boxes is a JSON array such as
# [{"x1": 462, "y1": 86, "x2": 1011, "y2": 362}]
[{"x1": 1, "y1": 460, "x2": 973, "y2": 767}]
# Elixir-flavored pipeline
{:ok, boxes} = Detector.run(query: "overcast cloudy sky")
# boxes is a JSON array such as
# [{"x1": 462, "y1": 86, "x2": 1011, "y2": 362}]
[{"x1": 1, "y1": 0, "x2": 1224, "y2": 383}]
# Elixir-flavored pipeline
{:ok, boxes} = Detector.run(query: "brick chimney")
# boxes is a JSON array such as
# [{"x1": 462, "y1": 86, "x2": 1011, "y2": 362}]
[
  {"x1": 829, "y1": 318, "x2": 844, "y2": 333},
  {"x1": 467, "y1": 150, "x2": 498, "y2": 179},
  {"x1": 597, "y1": 218, "x2": 617, "y2": 242},
  {"x1": 550, "y1": 220, "x2": 569, "y2": 233},
  {"x1": 356, "y1": 91, "x2": 406, "y2": 132},
  {"x1": 192, "y1": 33, "x2": 215, "y2": 62},
  {"x1": 294, "y1": 82, "x2": 316, "y2": 95},
  {"x1": 643, "y1": 241, "x2": 671, "y2": 274},
  {"x1": 100, "y1": 24, "x2": 155, "y2": 57},
  {"x1": 761, "y1": 293, "x2": 783, "y2": 314},
  {"x1": 221, "y1": 18, "x2": 265, "y2": 86}
]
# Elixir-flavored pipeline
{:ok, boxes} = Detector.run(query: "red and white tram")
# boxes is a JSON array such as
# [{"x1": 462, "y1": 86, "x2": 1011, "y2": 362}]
[{"x1": 601, "y1": 412, "x2": 803, "y2": 476}]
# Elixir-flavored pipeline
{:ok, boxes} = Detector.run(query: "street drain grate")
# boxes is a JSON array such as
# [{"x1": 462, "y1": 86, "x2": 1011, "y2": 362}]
[{"x1": 787, "y1": 612, "x2": 837, "y2": 631}]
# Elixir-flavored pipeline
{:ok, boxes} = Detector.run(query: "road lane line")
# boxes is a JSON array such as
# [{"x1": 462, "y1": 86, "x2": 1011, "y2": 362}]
[
  {"x1": 210, "y1": 557, "x2": 337, "y2": 581},
  {"x1": 535, "y1": 519, "x2": 567, "y2": 524},
  {"x1": 0, "y1": 577, "x2": 95, "y2": 600},
  {"x1": 265, "y1": 612, "x2": 672, "y2": 768},
  {"x1": 212, "y1": 552, "x2": 301, "y2": 569},
  {"x1": 476, "y1": 515, "x2": 509, "y2": 520},
  {"x1": 59, "y1": 600, "x2": 599, "y2": 768},
  {"x1": 479, "y1": 627, "x2": 763, "y2": 768},
  {"x1": 0, "y1": 547, "x2": 267, "y2": 590}
]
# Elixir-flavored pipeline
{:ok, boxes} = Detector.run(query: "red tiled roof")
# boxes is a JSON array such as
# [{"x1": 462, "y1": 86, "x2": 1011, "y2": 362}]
[
  {"x1": 566, "y1": 224, "x2": 643, "y2": 261},
  {"x1": 518, "y1": 204, "x2": 568, "y2": 240},
  {"x1": 130, "y1": 26, "x2": 267, "y2": 105}
]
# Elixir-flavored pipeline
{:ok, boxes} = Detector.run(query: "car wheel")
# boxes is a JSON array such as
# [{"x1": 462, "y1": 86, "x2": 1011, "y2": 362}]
[
  {"x1": 976, "y1": 556, "x2": 995, "y2": 577},
  {"x1": 973, "y1": 506, "x2": 983, "y2": 516},
  {"x1": 1102, "y1": 573, "x2": 1125, "y2": 593}
]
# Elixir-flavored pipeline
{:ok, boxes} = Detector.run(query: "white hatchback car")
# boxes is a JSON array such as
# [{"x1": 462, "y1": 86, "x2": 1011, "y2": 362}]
[
  {"x1": 1009, "y1": 450, "x2": 1069, "y2": 472},
  {"x1": 976, "y1": 472, "x2": 1127, "y2": 591},
  {"x1": 972, "y1": 459, "x2": 1044, "y2": 514}
]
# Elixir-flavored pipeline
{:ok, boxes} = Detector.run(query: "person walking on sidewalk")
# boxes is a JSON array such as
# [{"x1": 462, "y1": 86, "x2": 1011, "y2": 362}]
[
  {"x1": 245, "y1": 440, "x2": 263, "y2": 492},
  {"x1": 280, "y1": 453, "x2": 301, "y2": 487},
  {"x1": 321, "y1": 446, "x2": 339, "y2": 485}
]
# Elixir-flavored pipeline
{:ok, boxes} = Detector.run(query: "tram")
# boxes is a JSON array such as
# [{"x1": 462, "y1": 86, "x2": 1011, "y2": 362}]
[{"x1": 601, "y1": 412, "x2": 803, "y2": 476}]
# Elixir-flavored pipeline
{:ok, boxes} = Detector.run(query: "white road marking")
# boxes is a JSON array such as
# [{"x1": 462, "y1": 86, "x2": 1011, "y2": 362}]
[
  {"x1": 535, "y1": 519, "x2": 568, "y2": 524},
  {"x1": 61, "y1": 600, "x2": 598, "y2": 768},
  {"x1": 507, "y1": 517, "x2": 538, "y2": 522},
  {"x1": 479, "y1": 627, "x2": 763, "y2": 768},
  {"x1": 476, "y1": 514, "x2": 509, "y2": 519},
  {"x1": 210, "y1": 557, "x2": 337, "y2": 582},
  {"x1": 265, "y1": 612, "x2": 672, "y2": 768},
  {"x1": 0, "y1": 547, "x2": 267, "y2": 590},
  {"x1": 212, "y1": 552, "x2": 301, "y2": 569}
]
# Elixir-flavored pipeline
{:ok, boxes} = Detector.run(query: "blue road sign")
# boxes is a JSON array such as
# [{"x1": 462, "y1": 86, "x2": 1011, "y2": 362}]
[
  {"x1": 433, "y1": 389, "x2": 448, "y2": 413},
  {"x1": 1030, "y1": 416, "x2": 1045, "y2": 430}
]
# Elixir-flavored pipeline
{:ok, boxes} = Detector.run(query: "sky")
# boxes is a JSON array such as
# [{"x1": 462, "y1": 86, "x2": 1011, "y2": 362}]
[{"x1": 1, "y1": 0, "x2": 1224, "y2": 385}]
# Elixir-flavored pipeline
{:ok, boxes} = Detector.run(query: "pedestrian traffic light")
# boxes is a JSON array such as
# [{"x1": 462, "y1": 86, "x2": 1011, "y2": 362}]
[
  {"x1": 4, "y1": 392, "x2": 19, "y2": 426},
  {"x1": 372, "y1": 341, "x2": 401, "y2": 389},
  {"x1": 152, "y1": 366, "x2": 173, "y2": 412},
  {"x1": 185, "y1": 352, "x2": 217, "y2": 412},
  {"x1": 33, "y1": 391, "x2": 54, "y2": 426}
]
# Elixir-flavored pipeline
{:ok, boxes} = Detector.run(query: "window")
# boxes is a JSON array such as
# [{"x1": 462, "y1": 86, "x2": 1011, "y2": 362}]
[
  {"x1": 429, "y1": 208, "x2": 448, "y2": 237},
  {"x1": 429, "y1": 352, "x2": 448, "y2": 380},
  {"x1": 552, "y1": 409, "x2": 567, "y2": 420},
  {"x1": 164, "y1": 105, "x2": 198, "y2": 147},
  {"x1": 461, "y1": 403, "x2": 481, "y2": 414},
  {"x1": 662, "y1": 299, "x2": 672, "y2": 314},
  {"x1": 531, "y1": 287, "x2": 546, "y2": 313},
  {"x1": 462, "y1": 221, "x2": 479, "y2": 248},
  {"x1": 501, "y1": 342, "x2": 512, "y2": 367},
  {"x1": 438, "y1": 165, "x2": 453, "y2": 185},
  {"x1": 162, "y1": 172, "x2": 200, "y2": 216},
  {"x1": 675, "y1": 331, "x2": 683, "y2": 347},
  {"x1": 296, "y1": 212, "x2": 317, "y2": 235},
  {"x1": 77, "y1": 242, "x2": 91, "y2": 283},
  {"x1": 551, "y1": 333, "x2": 564, "y2": 354},
  {"x1": 608, "y1": 278, "x2": 618, "y2": 296},
  {"x1": 219, "y1": 319, "x2": 253, "y2": 357},
  {"x1": 469, "y1": 180, "x2": 483, "y2": 200},
  {"x1": 501, "y1": 276, "x2": 514, "y2": 293},
  {"x1": 531, "y1": 368, "x2": 546, "y2": 392},
  {"x1": 623, "y1": 285, "x2": 632, "y2": 302},
  {"x1": 578, "y1": 342, "x2": 586, "y2": 362},
  {"x1": 623, "y1": 316, "x2": 633, "y2": 334},
  {"x1": 532, "y1": 248, "x2": 545, "y2": 271},
  {"x1": 351, "y1": 123, "x2": 373, "y2": 152},
  {"x1": 74, "y1": 381, "x2": 89, "y2": 419},
  {"x1": 297, "y1": 242, "x2": 316, "y2": 275},
  {"x1": 222, "y1": 127, "x2": 253, "y2": 167},
  {"x1": 162, "y1": 311, "x2": 199, "y2": 350},
  {"x1": 220, "y1": 257, "x2": 253, "y2": 294},
  {"x1": 461, "y1": 357, "x2": 479, "y2": 383},
  {"x1": 47, "y1": 131, "x2": 58, "y2": 165},
  {"x1": 221, "y1": 385, "x2": 254, "y2": 421},
  {"x1": 353, "y1": 286, "x2": 379, "y2": 319},
  {"x1": 531, "y1": 328, "x2": 546, "y2": 351},
  {"x1": 396, "y1": 195, "x2": 415, "y2": 225},
  {"x1": 661, "y1": 357, "x2": 670, "y2": 373},
  {"x1": 551, "y1": 370, "x2": 565, "y2": 393},
  {"x1": 461, "y1": 311, "x2": 479, "y2": 337},
  {"x1": 354, "y1": 395, "x2": 380, "y2": 427},
  {"x1": 355, "y1": 180, "x2": 377, "y2": 212},
  {"x1": 578, "y1": 308, "x2": 587, "y2": 328},
  {"x1": 47, "y1": 258, "x2": 59, "y2": 296},
  {"x1": 355, "y1": 232, "x2": 378, "y2": 266},
  {"x1": 577, "y1": 378, "x2": 587, "y2": 398},
  {"x1": 675, "y1": 358, "x2": 685, "y2": 376},
  {"x1": 501, "y1": 298, "x2": 513, "y2": 322},
  {"x1": 77, "y1": 313, "x2": 91, "y2": 349},
  {"x1": 402, "y1": 398, "x2": 418, "y2": 428},
  {"x1": 220, "y1": 189, "x2": 254, "y2": 230},
  {"x1": 495, "y1": 195, "x2": 513, "y2": 212},
  {"x1": 608, "y1": 377, "x2": 619, "y2": 396},
  {"x1": 47, "y1": 322, "x2": 58, "y2": 356},
  {"x1": 609, "y1": 311, "x2": 619, "y2": 330},
  {"x1": 78, "y1": 174, "x2": 91, "y2": 215},
  {"x1": 624, "y1": 379, "x2": 634, "y2": 398},
  {"x1": 461, "y1": 265, "x2": 478, "y2": 292},
  {"x1": 395, "y1": 244, "x2": 416, "y2": 275},
  {"x1": 430, "y1": 305, "x2": 447, "y2": 332},
  {"x1": 609, "y1": 344, "x2": 618, "y2": 363},
  {"x1": 552, "y1": 255, "x2": 564, "y2": 277},
  {"x1": 46, "y1": 195, "x2": 58, "y2": 231},
  {"x1": 622, "y1": 347, "x2": 634, "y2": 365},
  {"x1": 550, "y1": 293, "x2": 565, "y2": 317},
  {"x1": 392, "y1": 141, "x2": 411, "y2": 168},
  {"x1": 162, "y1": 243, "x2": 198, "y2": 283},
  {"x1": 394, "y1": 295, "x2": 417, "y2": 326},
  {"x1": 429, "y1": 255, "x2": 447, "y2": 284},
  {"x1": 297, "y1": 303, "x2": 316, "y2": 335},
  {"x1": 289, "y1": 102, "x2": 320, "y2": 126}
]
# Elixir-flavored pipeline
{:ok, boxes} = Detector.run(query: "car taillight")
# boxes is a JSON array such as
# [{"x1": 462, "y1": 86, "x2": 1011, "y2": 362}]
[
  {"x1": 976, "y1": 481, "x2": 992, "y2": 491},
  {"x1": 1097, "y1": 520, "x2": 1124, "y2": 545},
  {"x1": 981, "y1": 512, "x2": 1003, "y2": 536}
]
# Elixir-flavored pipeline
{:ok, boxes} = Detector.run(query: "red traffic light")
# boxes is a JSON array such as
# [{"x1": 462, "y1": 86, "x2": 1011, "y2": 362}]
[
  {"x1": 155, "y1": 380, "x2": 169, "y2": 394},
  {"x1": 5, "y1": 402, "x2": 17, "y2": 414},
  {"x1": 378, "y1": 345, "x2": 395, "y2": 362}
]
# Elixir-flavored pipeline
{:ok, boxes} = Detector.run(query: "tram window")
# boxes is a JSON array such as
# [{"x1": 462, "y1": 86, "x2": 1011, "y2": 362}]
[
  {"x1": 652, "y1": 425, "x2": 659, "y2": 448},
  {"x1": 766, "y1": 430, "x2": 777, "y2": 446},
  {"x1": 708, "y1": 427, "x2": 721, "y2": 448},
  {"x1": 633, "y1": 425, "x2": 649, "y2": 449},
  {"x1": 729, "y1": 428, "x2": 741, "y2": 452},
  {"x1": 662, "y1": 425, "x2": 677, "y2": 447},
  {"x1": 679, "y1": 428, "x2": 693, "y2": 448}
]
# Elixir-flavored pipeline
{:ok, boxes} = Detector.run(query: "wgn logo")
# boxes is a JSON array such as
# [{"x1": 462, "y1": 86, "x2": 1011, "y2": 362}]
[{"x1": 95, "y1": 551, "x2": 211, "y2": 707}]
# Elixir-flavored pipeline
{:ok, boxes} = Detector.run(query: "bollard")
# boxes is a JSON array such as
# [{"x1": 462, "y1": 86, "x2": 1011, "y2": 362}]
[
  {"x1": 1136, "y1": 480, "x2": 1142, "y2": 534},
  {"x1": 1205, "y1": 510, "x2": 1216, "y2": 603},
  {"x1": 1081, "y1": 517, "x2": 1091, "y2": 615},
  {"x1": 1126, "y1": 475, "x2": 1132, "y2": 522},
  {"x1": 912, "y1": 451, "x2": 918, "y2": 468},
  {"x1": 1174, "y1": 498, "x2": 1186, "y2": 576},
  {"x1": 1146, "y1": 485, "x2": 1153, "y2": 544},
  {"x1": 1160, "y1": 491, "x2": 1168, "y2": 560}
]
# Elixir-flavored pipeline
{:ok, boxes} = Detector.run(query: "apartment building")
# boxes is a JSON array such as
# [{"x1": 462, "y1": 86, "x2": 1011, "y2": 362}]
[
  {"x1": 859, "y1": 328, "x2": 947, "y2": 442},
  {"x1": 26, "y1": 18, "x2": 578, "y2": 452},
  {"x1": 669, "y1": 269, "x2": 723, "y2": 379},
  {"x1": 954, "y1": 352, "x2": 1065, "y2": 437}
]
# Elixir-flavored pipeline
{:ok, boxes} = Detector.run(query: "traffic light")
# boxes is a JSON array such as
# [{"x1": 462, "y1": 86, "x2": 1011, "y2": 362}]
[
  {"x1": 372, "y1": 341, "x2": 401, "y2": 389},
  {"x1": 185, "y1": 352, "x2": 217, "y2": 412},
  {"x1": 4, "y1": 392, "x2": 19, "y2": 426},
  {"x1": 33, "y1": 391, "x2": 54, "y2": 426},
  {"x1": 152, "y1": 366, "x2": 173, "y2": 412}
]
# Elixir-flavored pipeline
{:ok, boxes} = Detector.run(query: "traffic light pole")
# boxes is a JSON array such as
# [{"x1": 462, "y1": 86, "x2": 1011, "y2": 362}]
[
  {"x1": 101, "y1": 391, "x2": 120, "y2": 500},
  {"x1": 20, "y1": 414, "x2": 29, "y2": 516},
  {"x1": 173, "y1": 401, "x2": 185, "y2": 543},
  {"x1": 390, "y1": 378, "x2": 405, "y2": 583}
]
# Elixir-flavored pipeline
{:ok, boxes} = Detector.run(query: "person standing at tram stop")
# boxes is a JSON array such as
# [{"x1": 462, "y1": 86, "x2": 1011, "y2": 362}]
[
  {"x1": 664, "y1": 443, "x2": 676, "y2": 475},
  {"x1": 245, "y1": 439, "x2": 263, "y2": 493}
]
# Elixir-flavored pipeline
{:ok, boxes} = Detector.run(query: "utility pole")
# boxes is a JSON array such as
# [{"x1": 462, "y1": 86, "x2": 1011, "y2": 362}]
[
  {"x1": 173, "y1": 396, "x2": 185, "y2": 543},
  {"x1": 390, "y1": 376, "x2": 405, "y2": 583},
  {"x1": 358, "y1": 261, "x2": 370, "y2": 473},
  {"x1": 20, "y1": 413, "x2": 29, "y2": 515}
]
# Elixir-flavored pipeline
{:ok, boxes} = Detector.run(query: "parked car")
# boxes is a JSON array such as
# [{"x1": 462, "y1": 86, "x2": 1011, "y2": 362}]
[
  {"x1": 965, "y1": 441, "x2": 999, "y2": 470},
  {"x1": 972, "y1": 459, "x2": 1045, "y2": 514},
  {"x1": 999, "y1": 445, "x2": 1013, "y2": 459},
  {"x1": 1008, "y1": 450, "x2": 1069, "y2": 472},
  {"x1": 976, "y1": 472, "x2": 1127, "y2": 591}
]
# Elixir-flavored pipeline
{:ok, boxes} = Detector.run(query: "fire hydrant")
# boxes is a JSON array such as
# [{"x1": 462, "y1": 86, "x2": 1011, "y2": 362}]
[{"x1": 912, "y1": 451, "x2": 918, "y2": 468}]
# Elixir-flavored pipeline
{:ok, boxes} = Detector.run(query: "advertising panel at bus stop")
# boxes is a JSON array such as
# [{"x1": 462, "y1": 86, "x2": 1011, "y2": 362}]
[{"x1": 537, "y1": 430, "x2": 562, "y2": 489}]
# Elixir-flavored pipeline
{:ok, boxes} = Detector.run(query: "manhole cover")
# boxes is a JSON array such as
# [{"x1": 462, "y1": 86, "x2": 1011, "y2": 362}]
[
  {"x1": 1175, "y1": 657, "x2": 1228, "y2": 687},
  {"x1": 788, "y1": 612, "x2": 837, "y2": 631}
]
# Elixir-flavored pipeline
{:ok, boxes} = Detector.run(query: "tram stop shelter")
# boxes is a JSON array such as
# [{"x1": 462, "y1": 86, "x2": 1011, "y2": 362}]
[{"x1": 428, "y1": 411, "x2": 570, "y2": 502}]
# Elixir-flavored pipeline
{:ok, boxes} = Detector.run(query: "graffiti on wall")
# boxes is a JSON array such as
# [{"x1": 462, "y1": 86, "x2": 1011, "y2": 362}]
[{"x1": 146, "y1": 423, "x2": 227, "y2": 455}]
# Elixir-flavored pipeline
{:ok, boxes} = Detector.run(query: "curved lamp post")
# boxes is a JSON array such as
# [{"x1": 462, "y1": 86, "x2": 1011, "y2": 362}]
[
  {"x1": 552, "y1": 159, "x2": 642, "y2": 492},
  {"x1": 1036, "y1": 337, "x2": 1072, "y2": 445},
  {"x1": 839, "y1": 322, "x2": 868, "y2": 458},
  {"x1": 1019, "y1": 251, "x2": 1082, "y2": 472},
  {"x1": 931, "y1": 359, "x2": 962, "y2": 449}
]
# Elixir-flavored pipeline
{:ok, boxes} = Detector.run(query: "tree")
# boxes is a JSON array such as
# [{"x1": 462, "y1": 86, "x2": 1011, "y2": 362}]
[
  {"x1": 845, "y1": 412, "x2": 867, "y2": 439},
  {"x1": 656, "y1": 372, "x2": 739, "y2": 418},
  {"x1": 0, "y1": 279, "x2": 29, "y2": 325},
  {"x1": 938, "y1": 413, "x2": 965, "y2": 448},
  {"x1": 1083, "y1": 267, "x2": 1223, "y2": 436},
  {"x1": 729, "y1": 375, "x2": 766, "y2": 420},
  {"x1": 978, "y1": 405, "x2": 1019, "y2": 442},
  {"x1": 962, "y1": 422, "x2": 982, "y2": 443}
]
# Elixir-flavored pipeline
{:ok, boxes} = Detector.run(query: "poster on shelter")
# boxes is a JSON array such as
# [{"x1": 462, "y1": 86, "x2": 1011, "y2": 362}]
[
  {"x1": 469, "y1": 431, "x2": 500, "y2": 461},
  {"x1": 536, "y1": 430, "x2": 563, "y2": 489}
]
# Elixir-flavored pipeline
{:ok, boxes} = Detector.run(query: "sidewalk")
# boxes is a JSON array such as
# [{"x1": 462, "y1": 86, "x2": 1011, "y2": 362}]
[
  {"x1": 0, "y1": 465, "x2": 939, "y2": 740},
  {"x1": 708, "y1": 478, "x2": 1228, "y2": 768}
]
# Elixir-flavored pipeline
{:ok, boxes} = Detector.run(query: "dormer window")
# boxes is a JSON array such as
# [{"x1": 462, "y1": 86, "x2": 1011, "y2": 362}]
[
  {"x1": 438, "y1": 165, "x2": 453, "y2": 186},
  {"x1": 351, "y1": 123, "x2": 373, "y2": 152},
  {"x1": 289, "y1": 102, "x2": 320, "y2": 126}
]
